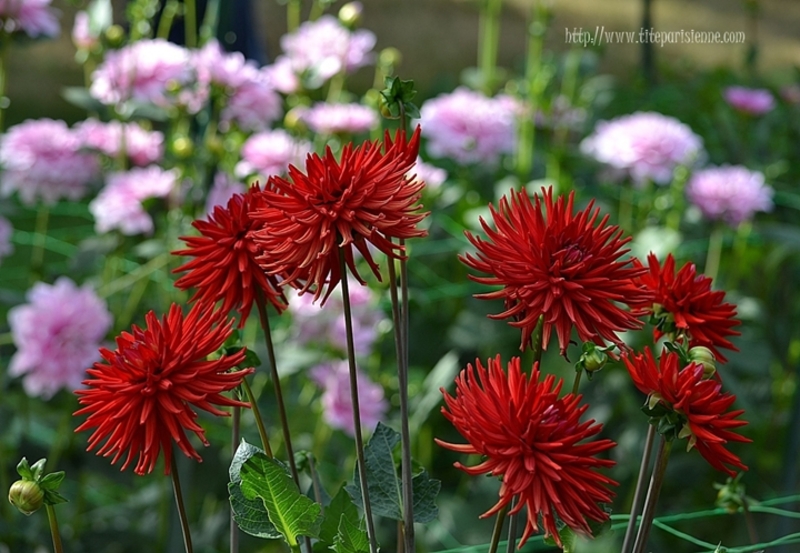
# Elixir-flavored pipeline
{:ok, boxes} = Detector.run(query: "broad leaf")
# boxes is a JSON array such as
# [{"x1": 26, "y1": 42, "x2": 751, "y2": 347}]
[
  {"x1": 317, "y1": 485, "x2": 360, "y2": 548},
  {"x1": 240, "y1": 452, "x2": 322, "y2": 547},
  {"x1": 229, "y1": 440, "x2": 281, "y2": 539},
  {"x1": 333, "y1": 514, "x2": 370, "y2": 553}
]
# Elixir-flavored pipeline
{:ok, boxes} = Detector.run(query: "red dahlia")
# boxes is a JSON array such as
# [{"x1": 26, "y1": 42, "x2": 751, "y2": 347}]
[
  {"x1": 250, "y1": 127, "x2": 428, "y2": 301},
  {"x1": 74, "y1": 303, "x2": 252, "y2": 475},
  {"x1": 631, "y1": 253, "x2": 740, "y2": 362},
  {"x1": 436, "y1": 355, "x2": 617, "y2": 547},
  {"x1": 461, "y1": 187, "x2": 651, "y2": 354},
  {"x1": 173, "y1": 185, "x2": 286, "y2": 326},
  {"x1": 623, "y1": 347, "x2": 750, "y2": 476}
]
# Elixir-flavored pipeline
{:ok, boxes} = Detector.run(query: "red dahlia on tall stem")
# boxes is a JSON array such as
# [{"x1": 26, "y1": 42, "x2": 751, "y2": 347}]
[
  {"x1": 631, "y1": 253, "x2": 740, "y2": 363},
  {"x1": 623, "y1": 347, "x2": 750, "y2": 476},
  {"x1": 461, "y1": 187, "x2": 651, "y2": 355},
  {"x1": 74, "y1": 303, "x2": 252, "y2": 475},
  {"x1": 436, "y1": 355, "x2": 617, "y2": 547},
  {"x1": 173, "y1": 185, "x2": 286, "y2": 326},
  {"x1": 250, "y1": 127, "x2": 428, "y2": 301}
]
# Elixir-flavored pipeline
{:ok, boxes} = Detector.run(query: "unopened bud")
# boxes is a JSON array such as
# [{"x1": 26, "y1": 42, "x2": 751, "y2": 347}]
[
  {"x1": 171, "y1": 136, "x2": 193, "y2": 159},
  {"x1": 338, "y1": 2, "x2": 363, "y2": 28},
  {"x1": 104, "y1": 24, "x2": 125, "y2": 48},
  {"x1": 581, "y1": 347, "x2": 608, "y2": 373},
  {"x1": 9, "y1": 480, "x2": 44, "y2": 516},
  {"x1": 689, "y1": 346, "x2": 716, "y2": 378},
  {"x1": 379, "y1": 47, "x2": 402, "y2": 70}
]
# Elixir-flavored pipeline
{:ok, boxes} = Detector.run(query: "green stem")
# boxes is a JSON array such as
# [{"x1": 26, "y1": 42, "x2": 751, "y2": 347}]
[
  {"x1": 241, "y1": 363, "x2": 273, "y2": 459},
  {"x1": 0, "y1": 31, "x2": 9, "y2": 133},
  {"x1": 30, "y1": 205, "x2": 50, "y2": 284},
  {"x1": 741, "y1": 495, "x2": 759, "y2": 544},
  {"x1": 505, "y1": 498, "x2": 519, "y2": 552},
  {"x1": 621, "y1": 424, "x2": 656, "y2": 553},
  {"x1": 170, "y1": 454, "x2": 194, "y2": 553},
  {"x1": 46, "y1": 504, "x2": 64, "y2": 553},
  {"x1": 704, "y1": 224, "x2": 725, "y2": 284},
  {"x1": 478, "y1": 0, "x2": 502, "y2": 94},
  {"x1": 287, "y1": 0, "x2": 301, "y2": 32},
  {"x1": 157, "y1": 0, "x2": 181, "y2": 40},
  {"x1": 487, "y1": 503, "x2": 509, "y2": 553},
  {"x1": 530, "y1": 315, "x2": 545, "y2": 365},
  {"x1": 338, "y1": 249, "x2": 379, "y2": 553},
  {"x1": 516, "y1": 3, "x2": 544, "y2": 180},
  {"x1": 184, "y1": 0, "x2": 197, "y2": 48},
  {"x1": 631, "y1": 436, "x2": 672, "y2": 553},
  {"x1": 571, "y1": 368, "x2": 583, "y2": 396},
  {"x1": 230, "y1": 405, "x2": 241, "y2": 553},
  {"x1": 199, "y1": 0, "x2": 221, "y2": 44}
]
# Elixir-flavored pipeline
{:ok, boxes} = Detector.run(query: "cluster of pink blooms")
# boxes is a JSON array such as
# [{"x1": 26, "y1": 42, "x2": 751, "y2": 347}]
[
  {"x1": 89, "y1": 166, "x2": 178, "y2": 235},
  {"x1": 723, "y1": 86, "x2": 775, "y2": 116},
  {"x1": 0, "y1": 215, "x2": 13, "y2": 265},
  {"x1": 300, "y1": 102, "x2": 378, "y2": 135},
  {"x1": 410, "y1": 157, "x2": 447, "y2": 190},
  {"x1": 205, "y1": 172, "x2": 246, "y2": 216},
  {"x1": 580, "y1": 111, "x2": 704, "y2": 185},
  {"x1": 419, "y1": 87, "x2": 519, "y2": 165},
  {"x1": 71, "y1": 10, "x2": 99, "y2": 50},
  {"x1": 0, "y1": 118, "x2": 99, "y2": 205},
  {"x1": 75, "y1": 118, "x2": 164, "y2": 166},
  {"x1": 234, "y1": 129, "x2": 312, "y2": 180},
  {"x1": 8, "y1": 277, "x2": 112, "y2": 399},
  {"x1": 0, "y1": 0, "x2": 59, "y2": 38},
  {"x1": 686, "y1": 165, "x2": 773, "y2": 227},
  {"x1": 268, "y1": 15, "x2": 376, "y2": 93},
  {"x1": 309, "y1": 361, "x2": 388, "y2": 436}
]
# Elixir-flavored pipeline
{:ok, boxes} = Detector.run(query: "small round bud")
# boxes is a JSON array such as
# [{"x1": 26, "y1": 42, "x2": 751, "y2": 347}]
[
  {"x1": 104, "y1": 24, "x2": 125, "y2": 48},
  {"x1": 379, "y1": 47, "x2": 402, "y2": 69},
  {"x1": 171, "y1": 136, "x2": 193, "y2": 159},
  {"x1": 9, "y1": 480, "x2": 44, "y2": 516},
  {"x1": 581, "y1": 348, "x2": 608, "y2": 373},
  {"x1": 338, "y1": 2, "x2": 363, "y2": 28},
  {"x1": 689, "y1": 346, "x2": 716, "y2": 378}
]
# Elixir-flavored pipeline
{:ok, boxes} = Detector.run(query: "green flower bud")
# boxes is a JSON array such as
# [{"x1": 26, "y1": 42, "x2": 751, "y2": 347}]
[
  {"x1": 379, "y1": 47, "x2": 402, "y2": 70},
  {"x1": 338, "y1": 2, "x2": 363, "y2": 29},
  {"x1": 581, "y1": 347, "x2": 608, "y2": 373},
  {"x1": 689, "y1": 346, "x2": 716, "y2": 379},
  {"x1": 104, "y1": 24, "x2": 125, "y2": 48},
  {"x1": 171, "y1": 136, "x2": 193, "y2": 159},
  {"x1": 9, "y1": 480, "x2": 44, "y2": 516}
]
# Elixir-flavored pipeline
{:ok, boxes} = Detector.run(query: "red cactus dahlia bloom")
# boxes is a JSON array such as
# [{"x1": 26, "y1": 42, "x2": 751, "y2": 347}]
[
  {"x1": 74, "y1": 303, "x2": 252, "y2": 475},
  {"x1": 173, "y1": 186, "x2": 286, "y2": 327},
  {"x1": 461, "y1": 187, "x2": 652, "y2": 354},
  {"x1": 436, "y1": 355, "x2": 617, "y2": 547},
  {"x1": 250, "y1": 127, "x2": 428, "y2": 301},
  {"x1": 631, "y1": 253, "x2": 740, "y2": 362},
  {"x1": 623, "y1": 347, "x2": 750, "y2": 476}
]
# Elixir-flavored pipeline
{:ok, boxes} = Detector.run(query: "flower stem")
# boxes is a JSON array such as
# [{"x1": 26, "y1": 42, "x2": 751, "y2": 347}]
[
  {"x1": 571, "y1": 368, "x2": 583, "y2": 396},
  {"x1": 338, "y1": 249, "x2": 379, "y2": 553},
  {"x1": 30, "y1": 205, "x2": 50, "y2": 284},
  {"x1": 287, "y1": 0, "x2": 301, "y2": 31},
  {"x1": 157, "y1": 0, "x2": 181, "y2": 40},
  {"x1": 631, "y1": 436, "x2": 672, "y2": 553},
  {"x1": 170, "y1": 454, "x2": 194, "y2": 553},
  {"x1": 505, "y1": 497, "x2": 519, "y2": 552},
  {"x1": 183, "y1": 0, "x2": 197, "y2": 48},
  {"x1": 515, "y1": 3, "x2": 545, "y2": 180},
  {"x1": 0, "y1": 31, "x2": 9, "y2": 133},
  {"x1": 254, "y1": 292, "x2": 295, "y2": 478},
  {"x1": 199, "y1": 0, "x2": 221, "y2": 44},
  {"x1": 230, "y1": 405, "x2": 241, "y2": 553},
  {"x1": 478, "y1": 0, "x2": 502, "y2": 94},
  {"x1": 621, "y1": 424, "x2": 656, "y2": 553},
  {"x1": 46, "y1": 504, "x2": 64, "y2": 553},
  {"x1": 241, "y1": 377, "x2": 273, "y2": 458},
  {"x1": 488, "y1": 503, "x2": 509, "y2": 553},
  {"x1": 742, "y1": 495, "x2": 759, "y2": 544},
  {"x1": 704, "y1": 224, "x2": 725, "y2": 284}
]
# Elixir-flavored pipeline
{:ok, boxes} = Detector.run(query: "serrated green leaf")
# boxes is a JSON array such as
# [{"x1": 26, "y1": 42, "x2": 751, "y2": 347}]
[
  {"x1": 43, "y1": 489, "x2": 68, "y2": 506},
  {"x1": 346, "y1": 422, "x2": 440, "y2": 523},
  {"x1": 240, "y1": 452, "x2": 323, "y2": 547},
  {"x1": 319, "y1": 485, "x2": 361, "y2": 548},
  {"x1": 39, "y1": 471, "x2": 65, "y2": 491},
  {"x1": 333, "y1": 514, "x2": 369, "y2": 553},
  {"x1": 229, "y1": 440, "x2": 281, "y2": 539}
]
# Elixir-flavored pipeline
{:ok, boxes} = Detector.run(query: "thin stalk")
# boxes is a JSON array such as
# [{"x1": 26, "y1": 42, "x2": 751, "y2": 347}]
[
  {"x1": 183, "y1": 0, "x2": 198, "y2": 48},
  {"x1": 477, "y1": 0, "x2": 502, "y2": 94},
  {"x1": 0, "y1": 32, "x2": 9, "y2": 132},
  {"x1": 29, "y1": 205, "x2": 50, "y2": 284},
  {"x1": 631, "y1": 436, "x2": 672, "y2": 553},
  {"x1": 571, "y1": 368, "x2": 583, "y2": 396},
  {"x1": 621, "y1": 424, "x2": 657, "y2": 553},
  {"x1": 488, "y1": 503, "x2": 509, "y2": 553},
  {"x1": 338, "y1": 249, "x2": 379, "y2": 553},
  {"x1": 287, "y1": 0, "x2": 301, "y2": 32},
  {"x1": 530, "y1": 315, "x2": 545, "y2": 365},
  {"x1": 157, "y1": 0, "x2": 181, "y2": 40},
  {"x1": 230, "y1": 405, "x2": 241, "y2": 553},
  {"x1": 703, "y1": 224, "x2": 725, "y2": 283},
  {"x1": 241, "y1": 378, "x2": 274, "y2": 457},
  {"x1": 46, "y1": 505, "x2": 64, "y2": 553},
  {"x1": 505, "y1": 498, "x2": 519, "y2": 553},
  {"x1": 199, "y1": 0, "x2": 221, "y2": 44},
  {"x1": 741, "y1": 495, "x2": 759, "y2": 544},
  {"x1": 170, "y1": 454, "x2": 194, "y2": 553},
  {"x1": 516, "y1": 2, "x2": 544, "y2": 180}
]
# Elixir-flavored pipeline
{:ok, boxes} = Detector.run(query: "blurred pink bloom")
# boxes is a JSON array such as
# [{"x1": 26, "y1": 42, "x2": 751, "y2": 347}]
[
  {"x1": 196, "y1": 39, "x2": 253, "y2": 89},
  {"x1": 205, "y1": 171, "x2": 246, "y2": 216},
  {"x1": 0, "y1": 118, "x2": 99, "y2": 205},
  {"x1": 419, "y1": 87, "x2": 519, "y2": 165},
  {"x1": 75, "y1": 119, "x2": 164, "y2": 166},
  {"x1": 89, "y1": 166, "x2": 177, "y2": 235},
  {"x1": 310, "y1": 361, "x2": 388, "y2": 436},
  {"x1": 686, "y1": 165, "x2": 773, "y2": 227},
  {"x1": 0, "y1": 0, "x2": 59, "y2": 37},
  {"x1": 275, "y1": 15, "x2": 376, "y2": 90},
  {"x1": 780, "y1": 84, "x2": 800, "y2": 105},
  {"x1": 264, "y1": 57, "x2": 300, "y2": 94},
  {"x1": 301, "y1": 102, "x2": 378, "y2": 135},
  {"x1": 90, "y1": 39, "x2": 202, "y2": 110},
  {"x1": 0, "y1": 215, "x2": 13, "y2": 264},
  {"x1": 723, "y1": 86, "x2": 775, "y2": 115},
  {"x1": 72, "y1": 10, "x2": 98, "y2": 50},
  {"x1": 580, "y1": 111, "x2": 703, "y2": 186},
  {"x1": 235, "y1": 129, "x2": 312, "y2": 179},
  {"x1": 409, "y1": 157, "x2": 447, "y2": 190},
  {"x1": 8, "y1": 277, "x2": 112, "y2": 399}
]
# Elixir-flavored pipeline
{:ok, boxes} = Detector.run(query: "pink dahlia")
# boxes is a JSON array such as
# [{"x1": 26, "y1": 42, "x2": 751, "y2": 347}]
[
  {"x1": 310, "y1": 361, "x2": 387, "y2": 436},
  {"x1": 301, "y1": 102, "x2": 378, "y2": 135},
  {"x1": 75, "y1": 119, "x2": 164, "y2": 167},
  {"x1": 234, "y1": 129, "x2": 312, "y2": 179},
  {"x1": 686, "y1": 165, "x2": 773, "y2": 227},
  {"x1": 0, "y1": 0, "x2": 59, "y2": 38},
  {"x1": 723, "y1": 86, "x2": 775, "y2": 115}
]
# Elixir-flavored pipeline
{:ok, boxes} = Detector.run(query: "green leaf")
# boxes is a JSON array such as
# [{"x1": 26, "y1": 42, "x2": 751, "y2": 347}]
[
  {"x1": 318, "y1": 485, "x2": 361, "y2": 549},
  {"x1": 346, "y1": 422, "x2": 440, "y2": 523},
  {"x1": 240, "y1": 452, "x2": 323, "y2": 547},
  {"x1": 30, "y1": 459, "x2": 46, "y2": 481},
  {"x1": 16, "y1": 458, "x2": 33, "y2": 480},
  {"x1": 543, "y1": 525, "x2": 577, "y2": 552},
  {"x1": 333, "y1": 514, "x2": 370, "y2": 553},
  {"x1": 39, "y1": 471, "x2": 65, "y2": 491},
  {"x1": 42, "y1": 489, "x2": 68, "y2": 506},
  {"x1": 229, "y1": 440, "x2": 281, "y2": 539}
]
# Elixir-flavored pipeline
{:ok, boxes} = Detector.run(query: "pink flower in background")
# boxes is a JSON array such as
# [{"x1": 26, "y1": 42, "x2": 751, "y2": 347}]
[
  {"x1": 310, "y1": 361, "x2": 388, "y2": 436},
  {"x1": 234, "y1": 129, "x2": 312, "y2": 179},
  {"x1": 264, "y1": 57, "x2": 300, "y2": 94},
  {"x1": 723, "y1": 86, "x2": 775, "y2": 115},
  {"x1": 301, "y1": 102, "x2": 378, "y2": 135},
  {"x1": 409, "y1": 157, "x2": 447, "y2": 190},
  {"x1": 0, "y1": 118, "x2": 99, "y2": 205},
  {"x1": 419, "y1": 87, "x2": 519, "y2": 165},
  {"x1": 780, "y1": 84, "x2": 800, "y2": 105},
  {"x1": 686, "y1": 165, "x2": 773, "y2": 227},
  {"x1": 205, "y1": 171, "x2": 246, "y2": 216},
  {"x1": 196, "y1": 39, "x2": 254, "y2": 89},
  {"x1": 0, "y1": 215, "x2": 13, "y2": 264},
  {"x1": 72, "y1": 10, "x2": 98, "y2": 50},
  {"x1": 0, "y1": 0, "x2": 59, "y2": 37},
  {"x1": 580, "y1": 111, "x2": 703, "y2": 186},
  {"x1": 275, "y1": 15, "x2": 376, "y2": 90},
  {"x1": 89, "y1": 166, "x2": 177, "y2": 235},
  {"x1": 90, "y1": 39, "x2": 199, "y2": 109},
  {"x1": 8, "y1": 277, "x2": 112, "y2": 399},
  {"x1": 75, "y1": 119, "x2": 164, "y2": 166}
]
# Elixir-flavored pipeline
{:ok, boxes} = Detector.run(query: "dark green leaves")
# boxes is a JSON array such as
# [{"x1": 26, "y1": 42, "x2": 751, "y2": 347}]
[
  {"x1": 228, "y1": 440, "x2": 281, "y2": 539},
  {"x1": 380, "y1": 77, "x2": 420, "y2": 120}
]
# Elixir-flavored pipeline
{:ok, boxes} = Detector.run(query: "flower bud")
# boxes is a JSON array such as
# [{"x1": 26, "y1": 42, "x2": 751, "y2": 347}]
[
  {"x1": 581, "y1": 347, "x2": 608, "y2": 373},
  {"x1": 689, "y1": 346, "x2": 716, "y2": 378},
  {"x1": 171, "y1": 136, "x2": 193, "y2": 159},
  {"x1": 8, "y1": 480, "x2": 44, "y2": 516},
  {"x1": 104, "y1": 24, "x2": 125, "y2": 48},
  {"x1": 338, "y1": 2, "x2": 363, "y2": 28},
  {"x1": 379, "y1": 47, "x2": 402, "y2": 70}
]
